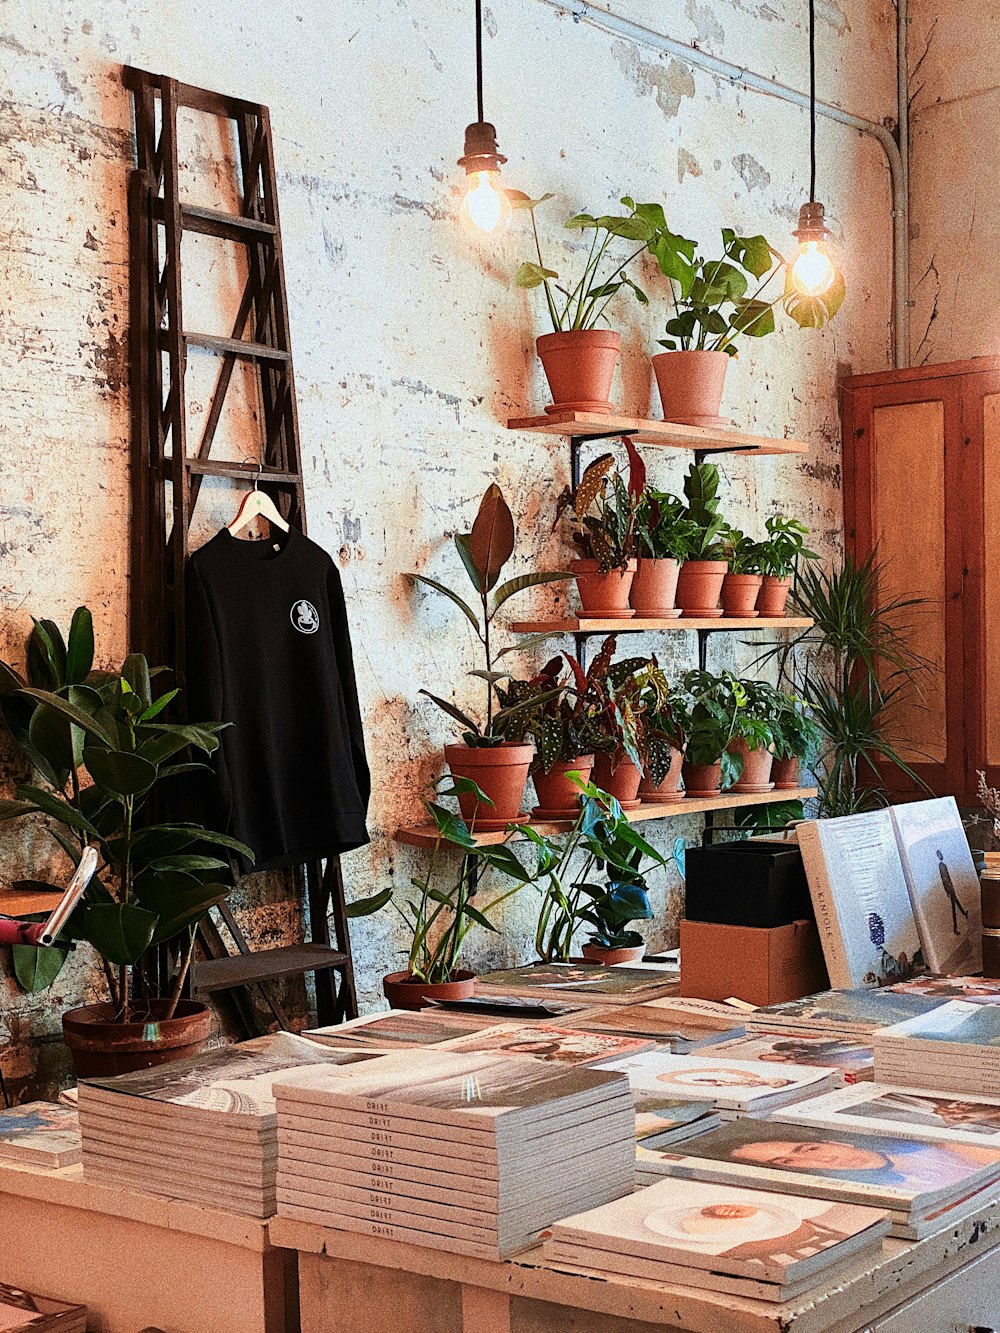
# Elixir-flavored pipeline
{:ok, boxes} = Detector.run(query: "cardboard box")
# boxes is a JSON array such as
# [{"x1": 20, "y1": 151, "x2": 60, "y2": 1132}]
[
  {"x1": 679, "y1": 918, "x2": 829, "y2": 1007},
  {"x1": 684, "y1": 841, "x2": 812, "y2": 928}
]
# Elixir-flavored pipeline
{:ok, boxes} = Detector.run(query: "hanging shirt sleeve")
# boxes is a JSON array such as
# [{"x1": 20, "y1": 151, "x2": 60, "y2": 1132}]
[
  {"x1": 184, "y1": 558, "x2": 231, "y2": 830},
  {"x1": 326, "y1": 559, "x2": 371, "y2": 811}
]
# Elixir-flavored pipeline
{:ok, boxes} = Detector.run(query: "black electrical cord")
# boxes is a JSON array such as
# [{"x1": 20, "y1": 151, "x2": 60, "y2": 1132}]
[
  {"x1": 475, "y1": 0, "x2": 485, "y2": 124},
  {"x1": 808, "y1": 0, "x2": 817, "y2": 200}
]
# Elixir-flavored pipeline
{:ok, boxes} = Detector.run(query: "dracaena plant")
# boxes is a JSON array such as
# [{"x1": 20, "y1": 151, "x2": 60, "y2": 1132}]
[
  {"x1": 0, "y1": 609, "x2": 252, "y2": 1018},
  {"x1": 756, "y1": 515, "x2": 818, "y2": 579},
  {"x1": 770, "y1": 694, "x2": 823, "y2": 764},
  {"x1": 406, "y1": 485, "x2": 569, "y2": 747}
]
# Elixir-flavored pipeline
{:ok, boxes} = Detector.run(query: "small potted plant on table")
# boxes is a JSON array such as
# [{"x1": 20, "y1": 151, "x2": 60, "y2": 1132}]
[
  {"x1": 580, "y1": 878, "x2": 654, "y2": 966},
  {"x1": 674, "y1": 462, "x2": 730, "y2": 617},
  {"x1": 756, "y1": 515, "x2": 817, "y2": 617},
  {"x1": 720, "y1": 528, "x2": 764, "y2": 617},
  {"x1": 556, "y1": 453, "x2": 638, "y2": 617}
]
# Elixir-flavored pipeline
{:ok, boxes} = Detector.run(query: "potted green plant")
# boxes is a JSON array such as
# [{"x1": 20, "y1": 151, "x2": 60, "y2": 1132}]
[
  {"x1": 673, "y1": 462, "x2": 730, "y2": 617},
  {"x1": 580, "y1": 877, "x2": 654, "y2": 966},
  {"x1": 0, "y1": 610, "x2": 252, "y2": 1078},
  {"x1": 728, "y1": 677, "x2": 781, "y2": 794},
  {"x1": 756, "y1": 515, "x2": 818, "y2": 616},
  {"x1": 572, "y1": 637, "x2": 668, "y2": 807},
  {"x1": 513, "y1": 194, "x2": 691, "y2": 415},
  {"x1": 676, "y1": 668, "x2": 749, "y2": 796},
  {"x1": 720, "y1": 528, "x2": 764, "y2": 618},
  {"x1": 555, "y1": 453, "x2": 638, "y2": 616},
  {"x1": 638, "y1": 685, "x2": 689, "y2": 803},
  {"x1": 348, "y1": 777, "x2": 537, "y2": 1009},
  {"x1": 631, "y1": 480, "x2": 699, "y2": 617},
  {"x1": 407, "y1": 485, "x2": 568, "y2": 829},
  {"x1": 770, "y1": 694, "x2": 822, "y2": 790}
]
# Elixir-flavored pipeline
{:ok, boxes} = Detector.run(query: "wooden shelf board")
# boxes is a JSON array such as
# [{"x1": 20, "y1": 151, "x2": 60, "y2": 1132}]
[
  {"x1": 191, "y1": 942, "x2": 348, "y2": 993},
  {"x1": 507, "y1": 411, "x2": 808, "y2": 455},
  {"x1": 510, "y1": 616, "x2": 814, "y2": 634},
  {"x1": 0, "y1": 888, "x2": 62, "y2": 917},
  {"x1": 395, "y1": 787, "x2": 817, "y2": 849}
]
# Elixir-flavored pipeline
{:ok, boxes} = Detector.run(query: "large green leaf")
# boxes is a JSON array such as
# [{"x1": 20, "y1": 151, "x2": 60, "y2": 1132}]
[
  {"x1": 346, "y1": 887, "x2": 393, "y2": 918},
  {"x1": 0, "y1": 799, "x2": 38, "y2": 821},
  {"x1": 492, "y1": 570, "x2": 572, "y2": 610},
  {"x1": 135, "y1": 875, "x2": 231, "y2": 945},
  {"x1": 15, "y1": 785, "x2": 100, "y2": 838},
  {"x1": 12, "y1": 941, "x2": 71, "y2": 992},
  {"x1": 65, "y1": 607, "x2": 95, "y2": 685},
  {"x1": 419, "y1": 689, "x2": 480, "y2": 735},
  {"x1": 82, "y1": 902, "x2": 157, "y2": 964},
  {"x1": 0, "y1": 658, "x2": 25, "y2": 697},
  {"x1": 469, "y1": 485, "x2": 515, "y2": 593},
  {"x1": 121, "y1": 653, "x2": 152, "y2": 710},
  {"x1": 31, "y1": 620, "x2": 67, "y2": 688},
  {"x1": 17, "y1": 687, "x2": 117, "y2": 747},
  {"x1": 148, "y1": 853, "x2": 229, "y2": 873},
  {"x1": 28, "y1": 704, "x2": 74, "y2": 786},
  {"x1": 405, "y1": 573, "x2": 481, "y2": 633},
  {"x1": 83, "y1": 747, "x2": 157, "y2": 796},
  {"x1": 138, "y1": 689, "x2": 178, "y2": 723},
  {"x1": 515, "y1": 261, "x2": 558, "y2": 289}
]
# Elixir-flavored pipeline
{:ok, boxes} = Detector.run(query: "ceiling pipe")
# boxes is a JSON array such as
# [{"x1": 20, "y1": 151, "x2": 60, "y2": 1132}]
[{"x1": 534, "y1": 0, "x2": 909, "y2": 369}]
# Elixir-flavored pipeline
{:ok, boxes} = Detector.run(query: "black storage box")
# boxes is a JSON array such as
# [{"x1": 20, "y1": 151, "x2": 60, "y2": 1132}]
[{"x1": 684, "y1": 840, "x2": 813, "y2": 928}]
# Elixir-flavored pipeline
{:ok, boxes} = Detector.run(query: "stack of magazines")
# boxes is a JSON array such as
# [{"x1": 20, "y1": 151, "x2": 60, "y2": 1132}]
[
  {"x1": 77, "y1": 1033, "x2": 373, "y2": 1216},
  {"x1": 542, "y1": 1176, "x2": 890, "y2": 1302},
  {"x1": 0, "y1": 1284, "x2": 86, "y2": 1332},
  {"x1": 0, "y1": 1102, "x2": 81, "y2": 1168},
  {"x1": 272, "y1": 1048, "x2": 635, "y2": 1258},
  {"x1": 746, "y1": 989, "x2": 941, "y2": 1042},
  {"x1": 873, "y1": 1000, "x2": 1000, "y2": 1094},
  {"x1": 473, "y1": 963, "x2": 677, "y2": 1007}
]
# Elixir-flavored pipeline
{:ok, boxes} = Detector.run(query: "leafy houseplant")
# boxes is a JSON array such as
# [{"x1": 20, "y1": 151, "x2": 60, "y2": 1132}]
[
  {"x1": 556, "y1": 451, "x2": 638, "y2": 616},
  {"x1": 674, "y1": 462, "x2": 731, "y2": 617},
  {"x1": 348, "y1": 777, "x2": 537, "y2": 1008},
  {"x1": 628, "y1": 441, "x2": 698, "y2": 618},
  {"x1": 637, "y1": 682, "x2": 689, "y2": 803},
  {"x1": 580, "y1": 879, "x2": 654, "y2": 965},
  {"x1": 0, "y1": 610, "x2": 252, "y2": 1077},
  {"x1": 407, "y1": 484, "x2": 568, "y2": 829},
  {"x1": 770, "y1": 695, "x2": 823, "y2": 790},
  {"x1": 676, "y1": 668, "x2": 750, "y2": 796},
  {"x1": 720, "y1": 527, "x2": 764, "y2": 618},
  {"x1": 757, "y1": 515, "x2": 819, "y2": 616},
  {"x1": 728, "y1": 677, "x2": 781, "y2": 794}
]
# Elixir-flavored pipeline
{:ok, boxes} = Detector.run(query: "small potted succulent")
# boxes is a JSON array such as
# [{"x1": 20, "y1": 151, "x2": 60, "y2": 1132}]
[
  {"x1": 673, "y1": 462, "x2": 730, "y2": 617},
  {"x1": 720, "y1": 528, "x2": 764, "y2": 618},
  {"x1": 349, "y1": 777, "x2": 537, "y2": 1009},
  {"x1": 756, "y1": 515, "x2": 818, "y2": 617},
  {"x1": 676, "y1": 668, "x2": 748, "y2": 796},
  {"x1": 580, "y1": 878, "x2": 654, "y2": 966},
  {"x1": 407, "y1": 485, "x2": 568, "y2": 829},
  {"x1": 556, "y1": 453, "x2": 637, "y2": 617},
  {"x1": 770, "y1": 694, "x2": 822, "y2": 789},
  {"x1": 728, "y1": 678, "x2": 781, "y2": 794}
]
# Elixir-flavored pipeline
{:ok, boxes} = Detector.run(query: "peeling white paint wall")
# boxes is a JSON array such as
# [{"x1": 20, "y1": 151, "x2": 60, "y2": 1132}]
[{"x1": 0, "y1": 0, "x2": 897, "y2": 1095}]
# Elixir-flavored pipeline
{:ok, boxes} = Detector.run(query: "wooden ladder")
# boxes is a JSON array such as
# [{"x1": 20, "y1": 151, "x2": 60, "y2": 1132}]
[{"x1": 125, "y1": 66, "x2": 358, "y2": 1033}]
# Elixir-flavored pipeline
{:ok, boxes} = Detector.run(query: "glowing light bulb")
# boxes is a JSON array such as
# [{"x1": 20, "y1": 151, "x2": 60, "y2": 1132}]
[
  {"x1": 459, "y1": 170, "x2": 511, "y2": 234},
  {"x1": 790, "y1": 239, "x2": 836, "y2": 297}
]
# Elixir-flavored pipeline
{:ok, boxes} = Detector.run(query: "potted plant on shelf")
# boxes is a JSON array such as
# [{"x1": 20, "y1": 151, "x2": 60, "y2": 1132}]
[
  {"x1": 676, "y1": 668, "x2": 749, "y2": 797},
  {"x1": 513, "y1": 194, "x2": 692, "y2": 416},
  {"x1": 638, "y1": 684, "x2": 689, "y2": 804},
  {"x1": 407, "y1": 485, "x2": 568, "y2": 830},
  {"x1": 728, "y1": 677, "x2": 781, "y2": 794},
  {"x1": 0, "y1": 610, "x2": 252, "y2": 1078},
  {"x1": 631, "y1": 481, "x2": 699, "y2": 618},
  {"x1": 770, "y1": 694, "x2": 822, "y2": 790},
  {"x1": 349, "y1": 777, "x2": 537, "y2": 1009},
  {"x1": 720, "y1": 528, "x2": 764, "y2": 617},
  {"x1": 673, "y1": 462, "x2": 730, "y2": 617},
  {"x1": 756, "y1": 515, "x2": 818, "y2": 617},
  {"x1": 556, "y1": 452, "x2": 638, "y2": 617}
]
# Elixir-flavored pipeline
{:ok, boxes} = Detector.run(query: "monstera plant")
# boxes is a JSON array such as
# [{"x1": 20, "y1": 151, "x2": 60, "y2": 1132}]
[{"x1": 0, "y1": 609, "x2": 252, "y2": 1074}]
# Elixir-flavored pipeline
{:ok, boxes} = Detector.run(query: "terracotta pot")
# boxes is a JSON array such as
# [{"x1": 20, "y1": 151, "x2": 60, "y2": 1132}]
[
  {"x1": 682, "y1": 759, "x2": 723, "y2": 797},
  {"x1": 531, "y1": 754, "x2": 595, "y2": 818},
  {"x1": 62, "y1": 1000, "x2": 212, "y2": 1080},
  {"x1": 675, "y1": 560, "x2": 728, "y2": 618},
  {"x1": 571, "y1": 557, "x2": 637, "y2": 619},
  {"x1": 445, "y1": 741, "x2": 533, "y2": 831},
  {"x1": 730, "y1": 738, "x2": 775, "y2": 794},
  {"x1": 630, "y1": 557, "x2": 682, "y2": 618},
  {"x1": 537, "y1": 329, "x2": 620, "y2": 415},
  {"x1": 639, "y1": 744, "x2": 685, "y2": 803},
  {"x1": 771, "y1": 755, "x2": 801, "y2": 790},
  {"x1": 652, "y1": 349, "x2": 730, "y2": 427},
  {"x1": 758, "y1": 575, "x2": 793, "y2": 617},
  {"x1": 592, "y1": 753, "x2": 642, "y2": 809},
  {"x1": 382, "y1": 969, "x2": 475, "y2": 1012},
  {"x1": 721, "y1": 572, "x2": 763, "y2": 618},
  {"x1": 581, "y1": 943, "x2": 645, "y2": 966}
]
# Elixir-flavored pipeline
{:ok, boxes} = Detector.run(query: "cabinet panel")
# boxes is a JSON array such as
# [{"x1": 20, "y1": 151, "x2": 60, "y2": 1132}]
[{"x1": 871, "y1": 1240, "x2": 1000, "y2": 1330}]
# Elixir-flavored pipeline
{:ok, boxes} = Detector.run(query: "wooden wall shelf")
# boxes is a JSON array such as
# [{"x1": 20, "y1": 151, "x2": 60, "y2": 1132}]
[
  {"x1": 0, "y1": 887, "x2": 63, "y2": 918},
  {"x1": 510, "y1": 616, "x2": 814, "y2": 635},
  {"x1": 395, "y1": 787, "x2": 816, "y2": 849},
  {"x1": 506, "y1": 411, "x2": 809, "y2": 456}
]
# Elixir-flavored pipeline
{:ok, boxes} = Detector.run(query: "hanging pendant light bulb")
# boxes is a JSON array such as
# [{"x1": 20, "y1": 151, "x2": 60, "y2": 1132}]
[
  {"x1": 457, "y1": 0, "x2": 511, "y2": 235},
  {"x1": 789, "y1": 0, "x2": 840, "y2": 298}
]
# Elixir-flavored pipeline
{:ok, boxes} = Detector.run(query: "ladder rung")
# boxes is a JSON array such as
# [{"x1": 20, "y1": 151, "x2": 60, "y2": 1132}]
[
  {"x1": 186, "y1": 459, "x2": 300, "y2": 484},
  {"x1": 191, "y1": 943, "x2": 349, "y2": 993},
  {"x1": 181, "y1": 204, "x2": 276, "y2": 241},
  {"x1": 181, "y1": 331, "x2": 291, "y2": 362}
]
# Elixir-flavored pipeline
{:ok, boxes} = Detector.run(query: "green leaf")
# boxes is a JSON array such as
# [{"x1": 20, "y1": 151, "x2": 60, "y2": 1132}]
[
  {"x1": 492, "y1": 570, "x2": 572, "y2": 609},
  {"x1": 508, "y1": 191, "x2": 554, "y2": 212},
  {"x1": 133, "y1": 874, "x2": 231, "y2": 945},
  {"x1": 121, "y1": 653, "x2": 152, "y2": 710},
  {"x1": 405, "y1": 573, "x2": 481, "y2": 633},
  {"x1": 346, "y1": 887, "x2": 393, "y2": 918},
  {"x1": 83, "y1": 902, "x2": 157, "y2": 964},
  {"x1": 15, "y1": 785, "x2": 100, "y2": 838},
  {"x1": 564, "y1": 212, "x2": 597, "y2": 230},
  {"x1": 148, "y1": 853, "x2": 229, "y2": 873},
  {"x1": 515, "y1": 261, "x2": 559, "y2": 288},
  {"x1": 27, "y1": 704, "x2": 74, "y2": 786},
  {"x1": 138, "y1": 688, "x2": 178, "y2": 722},
  {"x1": 13, "y1": 942, "x2": 71, "y2": 992},
  {"x1": 32, "y1": 620, "x2": 68, "y2": 688},
  {"x1": 83, "y1": 747, "x2": 157, "y2": 796},
  {"x1": 16, "y1": 687, "x2": 117, "y2": 747},
  {"x1": 730, "y1": 298, "x2": 775, "y2": 338},
  {"x1": 0, "y1": 799, "x2": 39, "y2": 822},
  {"x1": 419, "y1": 689, "x2": 480, "y2": 735},
  {"x1": 65, "y1": 607, "x2": 95, "y2": 685},
  {"x1": 0, "y1": 658, "x2": 26, "y2": 697}
]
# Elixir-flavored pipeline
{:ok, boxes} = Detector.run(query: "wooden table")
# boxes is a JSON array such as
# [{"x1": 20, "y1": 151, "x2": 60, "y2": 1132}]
[
  {"x1": 271, "y1": 1199, "x2": 1000, "y2": 1333},
  {"x1": 0, "y1": 1160, "x2": 295, "y2": 1333}
]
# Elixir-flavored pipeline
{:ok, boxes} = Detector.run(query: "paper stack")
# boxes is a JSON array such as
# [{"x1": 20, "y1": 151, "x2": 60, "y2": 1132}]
[
  {"x1": 435, "y1": 1022, "x2": 654, "y2": 1065},
  {"x1": 874, "y1": 999, "x2": 1000, "y2": 1094},
  {"x1": 473, "y1": 962, "x2": 678, "y2": 1007},
  {"x1": 273, "y1": 1048, "x2": 635, "y2": 1258},
  {"x1": 577, "y1": 996, "x2": 747, "y2": 1049},
  {"x1": 78, "y1": 1033, "x2": 374, "y2": 1216},
  {"x1": 633, "y1": 1092, "x2": 720, "y2": 1145},
  {"x1": 635, "y1": 1116, "x2": 1000, "y2": 1239},
  {"x1": 0, "y1": 1284, "x2": 86, "y2": 1332},
  {"x1": 0, "y1": 1102, "x2": 81, "y2": 1168},
  {"x1": 543, "y1": 1176, "x2": 890, "y2": 1303},
  {"x1": 704, "y1": 1029, "x2": 874, "y2": 1083},
  {"x1": 304, "y1": 1009, "x2": 506, "y2": 1051},
  {"x1": 746, "y1": 988, "x2": 942, "y2": 1041},
  {"x1": 772, "y1": 1081, "x2": 1000, "y2": 1149}
]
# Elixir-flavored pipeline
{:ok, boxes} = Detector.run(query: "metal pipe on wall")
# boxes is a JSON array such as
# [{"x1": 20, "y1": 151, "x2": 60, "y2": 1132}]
[{"x1": 534, "y1": 0, "x2": 909, "y2": 369}]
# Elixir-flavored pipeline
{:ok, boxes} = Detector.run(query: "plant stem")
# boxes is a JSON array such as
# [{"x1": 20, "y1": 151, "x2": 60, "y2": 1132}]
[
  {"x1": 585, "y1": 243, "x2": 648, "y2": 328},
  {"x1": 530, "y1": 208, "x2": 561, "y2": 333},
  {"x1": 164, "y1": 929, "x2": 196, "y2": 1019},
  {"x1": 102, "y1": 959, "x2": 120, "y2": 1011}
]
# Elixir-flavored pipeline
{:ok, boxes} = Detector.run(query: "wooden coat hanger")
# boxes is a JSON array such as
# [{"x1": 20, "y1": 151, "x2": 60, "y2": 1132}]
[{"x1": 227, "y1": 457, "x2": 290, "y2": 535}]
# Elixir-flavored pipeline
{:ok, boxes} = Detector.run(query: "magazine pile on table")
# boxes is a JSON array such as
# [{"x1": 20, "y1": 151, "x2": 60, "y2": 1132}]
[
  {"x1": 745, "y1": 988, "x2": 942, "y2": 1042},
  {"x1": 703, "y1": 1029, "x2": 875, "y2": 1083},
  {"x1": 304, "y1": 1009, "x2": 507, "y2": 1050},
  {"x1": 578, "y1": 996, "x2": 748, "y2": 1049},
  {"x1": 77, "y1": 1033, "x2": 374, "y2": 1217},
  {"x1": 272, "y1": 1048, "x2": 635, "y2": 1258},
  {"x1": 633, "y1": 1093, "x2": 720, "y2": 1145},
  {"x1": 473, "y1": 963, "x2": 678, "y2": 1007},
  {"x1": 773, "y1": 1080, "x2": 1000, "y2": 1147},
  {"x1": 434, "y1": 1022, "x2": 655, "y2": 1065},
  {"x1": 0, "y1": 1102, "x2": 81, "y2": 1168},
  {"x1": 873, "y1": 1000, "x2": 1000, "y2": 1094},
  {"x1": 635, "y1": 1116, "x2": 1000, "y2": 1239},
  {"x1": 542, "y1": 1176, "x2": 890, "y2": 1303},
  {"x1": 0, "y1": 1284, "x2": 86, "y2": 1332}
]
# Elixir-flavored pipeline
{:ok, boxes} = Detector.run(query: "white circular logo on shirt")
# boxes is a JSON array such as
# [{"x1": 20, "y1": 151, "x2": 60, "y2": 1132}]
[{"x1": 290, "y1": 599, "x2": 320, "y2": 634}]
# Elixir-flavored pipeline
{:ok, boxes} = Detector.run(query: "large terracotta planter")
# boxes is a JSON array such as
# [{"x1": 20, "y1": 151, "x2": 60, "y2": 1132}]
[
  {"x1": 537, "y1": 329, "x2": 620, "y2": 415},
  {"x1": 675, "y1": 560, "x2": 728, "y2": 617},
  {"x1": 62, "y1": 1000, "x2": 212, "y2": 1080},
  {"x1": 652, "y1": 349, "x2": 730, "y2": 427},
  {"x1": 730, "y1": 738, "x2": 775, "y2": 794},
  {"x1": 682, "y1": 759, "x2": 723, "y2": 798},
  {"x1": 572, "y1": 557, "x2": 636, "y2": 619},
  {"x1": 383, "y1": 969, "x2": 475, "y2": 1012},
  {"x1": 639, "y1": 744, "x2": 685, "y2": 803},
  {"x1": 592, "y1": 753, "x2": 642, "y2": 809},
  {"x1": 721, "y1": 573, "x2": 763, "y2": 618},
  {"x1": 771, "y1": 755, "x2": 802, "y2": 790},
  {"x1": 581, "y1": 943, "x2": 645, "y2": 966},
  {"x1": 630, "y1": 557, "x2": 682, "y2": 618},
  {"x1": 758, "y1": 575, "x2": 793, "y2": 617},
  {"x1": 532, "y1": 754, "x2": 595, "y2": 818},
  {"x1": 445, "y1": 741, "x2": 533, "y2": 830}
]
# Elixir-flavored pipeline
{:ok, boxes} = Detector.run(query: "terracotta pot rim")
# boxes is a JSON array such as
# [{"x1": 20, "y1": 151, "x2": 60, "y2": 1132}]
[
  {"x1": 382, "y1": 969, "x2": 476, "y2": 987},
  {"x1": 651, "y1": 348, "x2": 731, "y2": 365},
  {"x1": 62, "y1": 999, "x2": 209, "y2": 1037},
  {"x1": 445, "y1": 741, "x2": 534, "y2": 761},
  {"x1": 762, "y1": 574, "x2": 793, "y2": 586},
  {"x1": 531, "y1": 754, "x2": 595, "y2": 773},
  {"x1": 571, "y1": 557, "x2": 637, "y2": 573},
  {"x1": 538, "y1": 329, "x2": 621, "y2": 350},
  {"x1": 680, "y1": 559, "x2": 729, "y2": 572},
  {"x1": 723, "y1": 572, "x2": 763, "y2": 584}
]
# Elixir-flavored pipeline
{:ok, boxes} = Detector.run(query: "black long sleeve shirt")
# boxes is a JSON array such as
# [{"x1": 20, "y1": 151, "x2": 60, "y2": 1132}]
[{"x1": 185, "y1": 528, "x2": 370, "y2": 871}]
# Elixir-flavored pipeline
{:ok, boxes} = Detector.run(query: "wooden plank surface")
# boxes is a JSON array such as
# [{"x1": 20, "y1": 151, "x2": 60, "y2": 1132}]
[
  {"x1": 509, "y1": 616, "x2": 814, "y2": 634},
  {"x1": 0, "y1": 887, "x2": 63, "y2": 917},
  {"x1": 506, "y1": 411, "x2": 808, "y2": 455}
]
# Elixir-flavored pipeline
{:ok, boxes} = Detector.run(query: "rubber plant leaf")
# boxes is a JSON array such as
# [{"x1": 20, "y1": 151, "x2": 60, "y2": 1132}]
[
  {"x1": 83, "y1": 747, "x2": 157, "y2": 797},
  {"x1": 453, "y1": 533, "x2": 483, "y2": 596},
  {"x1": 82, "y1": 901, "x2": 158, "y2": 965},
  {"x1": 469, "y1": 485, "x2": 515, "y2": 593},
  {"x1": 492, "y1": 570, "x2": 572, "y2": 610},
  {"x1": 65, "y1": 607, "x2": 95, "y2": 686},
  {"x1": 32, "y1": 620, "x2": 68, "y2": 688},
  {"x1": 16, "y1": 687, "x2": 118, "y2": 748},
  {"x1": 13, "y1": 941, "x2": 71, "y2": 993},
  {"x1": 405, "y1": 572, "x2": 481, "y2": 634},
  {"x1": 15, "y1": 785, "x2": 101, "y2": 839}
]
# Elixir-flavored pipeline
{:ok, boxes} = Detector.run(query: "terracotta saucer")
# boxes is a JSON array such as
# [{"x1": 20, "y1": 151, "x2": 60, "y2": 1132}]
[
  {"x1": 545, "y1": 399, "x2": 614, "y2": 415},
  {"x1": 579, "y1": 609, "x2": 636, "y2": 620},
  {"x1": 633, "y1": 608, "x2": 683, "y2": 619},
  {"x1": 732, "y1": 783, "x2": 775, "y2": 795},
  {"x1": 468, "y1": 812, "x2": 532, "y2": 832},
  {"x1": 684, "y1": 788, "x2": 722, "y2": 798},
  {"x1": 531, "y1": 807, "x2": 580, "y2": 821},
  {"x1": 680, "y1": 608, "x2": 724, "y2": 619}
]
